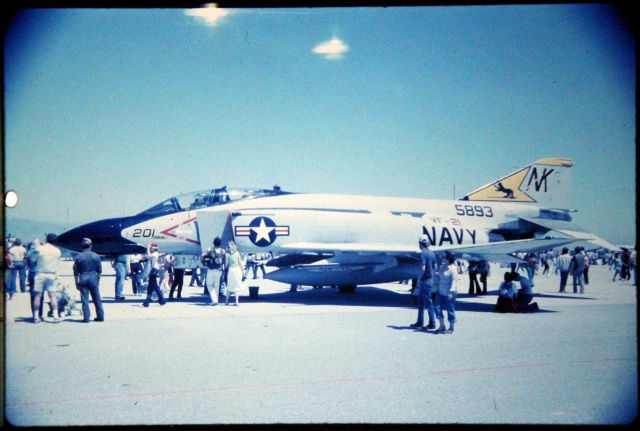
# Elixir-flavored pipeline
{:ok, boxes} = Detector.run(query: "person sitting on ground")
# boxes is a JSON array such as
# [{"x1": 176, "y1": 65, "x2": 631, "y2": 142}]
[
  {"x1": 494, "y1": 271, "x2": 517, "y2": 313},
  {"x1": 512, "y1": 272, "x2": 539, "y2": 312},
  {"x1": 47, "y1": 278, "x2": 76, "y2": 318}
]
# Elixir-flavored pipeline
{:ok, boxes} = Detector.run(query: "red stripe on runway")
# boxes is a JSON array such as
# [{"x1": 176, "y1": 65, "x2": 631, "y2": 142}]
[{"x1": 5, "y1": 357, "x2": 634, "y2": 409}]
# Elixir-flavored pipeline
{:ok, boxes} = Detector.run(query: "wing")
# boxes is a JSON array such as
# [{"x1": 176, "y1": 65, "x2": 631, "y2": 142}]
[
  {"x1": 264, "y1": 236, "x2": 586, "y2": 284},
  {"x1": 434, "y1": 237, "x2": 588, "y2": 263},
  {"x1": 279, "y1": 236, "x2": 586, "y2": 261}
]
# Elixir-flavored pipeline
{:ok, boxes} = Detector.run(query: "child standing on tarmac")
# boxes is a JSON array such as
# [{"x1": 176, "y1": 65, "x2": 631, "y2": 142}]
[{"x1": 434, "y1": 255, "x2": 459, "y2": 334}]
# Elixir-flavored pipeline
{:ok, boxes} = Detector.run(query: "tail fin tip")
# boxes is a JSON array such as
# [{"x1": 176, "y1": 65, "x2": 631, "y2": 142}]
[
  {"x1": 462, "y1": 158, "x2": 573, "y2": 205},
  {"x1": 534, "y1": 158, "x2": 574, "y2": 167}
]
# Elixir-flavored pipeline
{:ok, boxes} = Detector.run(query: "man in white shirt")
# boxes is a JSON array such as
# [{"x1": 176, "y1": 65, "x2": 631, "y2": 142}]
[
  {"x1": 32, "y1": 234, "x2": 62, "y2": 323},
  {"x1": 8, "y1": 238, "x2": 28, "y2": 294},
  {"x1": 513, "y1": 273, "x2": 539, "y2": 312},
  {"x1": 556, "y1": 247, "x2": 572, "y2": 293}
]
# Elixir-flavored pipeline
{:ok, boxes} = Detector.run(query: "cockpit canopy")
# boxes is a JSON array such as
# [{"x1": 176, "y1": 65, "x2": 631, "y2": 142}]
[{"x1": 138, "y1": 186, "x2": 291, "y2": 216}]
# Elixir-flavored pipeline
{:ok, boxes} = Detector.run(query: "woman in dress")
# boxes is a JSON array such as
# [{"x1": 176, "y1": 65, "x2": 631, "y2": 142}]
[{"x1": 224, "y1": 241, "x2": 244, "y2": 306}]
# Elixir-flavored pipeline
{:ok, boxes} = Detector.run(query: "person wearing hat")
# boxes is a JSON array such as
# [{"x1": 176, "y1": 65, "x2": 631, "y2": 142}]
[
  {"x1": 142, "y1": 242, "x2": 167, "y2": 307},
  {"x1": 32, "y1": 233, "x2": 63, "y2": 323},
  {"x1": 73, "y1": 237, "x2": 104, "y2": 322},
  {"x1": 411, "y1": 234, "x2": 437, "y2": 330}
]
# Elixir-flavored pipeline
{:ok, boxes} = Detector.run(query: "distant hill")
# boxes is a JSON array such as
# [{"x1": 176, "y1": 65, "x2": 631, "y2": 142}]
[{"x1": 4, "y1": 217, "x2": 68, "y2": 254}]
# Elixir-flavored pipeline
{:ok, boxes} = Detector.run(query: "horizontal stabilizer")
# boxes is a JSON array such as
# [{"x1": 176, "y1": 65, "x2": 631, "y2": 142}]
[
  {"x1": 519, "y1": 217, "x2": 619, "y2": 251},
  {"x1": 435, "y1": 237, "x2": 584, "y2": 257}
]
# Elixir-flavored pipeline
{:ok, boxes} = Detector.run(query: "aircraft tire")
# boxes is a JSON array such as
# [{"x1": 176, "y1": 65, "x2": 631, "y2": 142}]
[{"x1": 338, "y1": 285, "x2": 357, "y2": 294}]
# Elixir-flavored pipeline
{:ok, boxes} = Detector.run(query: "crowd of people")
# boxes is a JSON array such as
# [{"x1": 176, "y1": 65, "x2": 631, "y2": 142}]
[
  {"x1": 510, "y1": 246, "x2": 637, "y2": 291},
  {"x1": 4, "y1": 232, "x2": 271, "y2": 323},
  {"x1": 408, "y1": 242, "x2": 638, "y2": 331},
  {"x1": 5, "y1": 231, "x2": 637, "y2": 326}
]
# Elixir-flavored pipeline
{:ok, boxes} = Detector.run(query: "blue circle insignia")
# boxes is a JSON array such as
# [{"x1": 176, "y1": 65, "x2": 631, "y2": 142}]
[{"x1": 249, "y1": 216, "x2": 277, "y2": 247}]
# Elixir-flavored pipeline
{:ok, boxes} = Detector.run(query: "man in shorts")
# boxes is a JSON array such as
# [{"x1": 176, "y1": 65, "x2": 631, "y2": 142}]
[{"x1": 32, "y1": 233, "x2": 62, "y2": 323}]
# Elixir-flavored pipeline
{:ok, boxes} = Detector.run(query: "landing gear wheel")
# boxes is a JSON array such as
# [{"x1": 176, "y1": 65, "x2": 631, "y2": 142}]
[{"x1": 338, "y1": 285, "x2": 357, "y2": 294}]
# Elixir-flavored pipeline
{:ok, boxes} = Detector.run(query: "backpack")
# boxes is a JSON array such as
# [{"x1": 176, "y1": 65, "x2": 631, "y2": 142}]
[{"x1": 203, "y1": 249, "x2": 224, "y2": 270}]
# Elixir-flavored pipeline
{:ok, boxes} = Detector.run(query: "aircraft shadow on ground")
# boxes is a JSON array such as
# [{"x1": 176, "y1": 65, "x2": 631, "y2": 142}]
[
  {"x1": 174, "y1": 286, "x2": 555, "y2": 313},
  {"x1": 96, "y1": 285, "x2": 576, "y2": 312},
  {"x1": 534, "y1": 293, "x2": 597, "y2": 301},
  {"x1": 182, "y1": 286, "x2": 415, "y2": 308},
  {"x1": 242, "y1": 286, "x2": 417, "y2": 308}
]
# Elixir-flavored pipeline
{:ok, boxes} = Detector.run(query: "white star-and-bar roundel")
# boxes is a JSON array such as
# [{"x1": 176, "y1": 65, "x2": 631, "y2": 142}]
[{"x1": 234, "y1": 216, "x2": 289, "y2": 247}]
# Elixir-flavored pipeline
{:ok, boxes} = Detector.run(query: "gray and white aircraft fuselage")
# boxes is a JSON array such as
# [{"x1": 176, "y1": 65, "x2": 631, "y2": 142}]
[{"x1": 55, "y1": 159, "x2": 617, "y2": 289}]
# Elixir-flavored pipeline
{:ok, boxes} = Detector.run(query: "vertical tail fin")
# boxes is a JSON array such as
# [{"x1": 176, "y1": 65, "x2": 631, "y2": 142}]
[{"x1": 461, "y1": 158, "x2": 573, "y2": 208}]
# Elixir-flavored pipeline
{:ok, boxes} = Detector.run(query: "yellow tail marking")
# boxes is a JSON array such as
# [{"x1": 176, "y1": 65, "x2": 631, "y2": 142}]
[{"x1": 465, "y1": 167, "x2": 535, "y2": 202}]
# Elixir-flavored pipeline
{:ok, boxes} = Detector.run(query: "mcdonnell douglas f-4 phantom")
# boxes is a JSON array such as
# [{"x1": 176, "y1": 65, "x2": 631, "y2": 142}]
[{"x1": 56, "y1": 158, "x2": 616, "y2": 292}]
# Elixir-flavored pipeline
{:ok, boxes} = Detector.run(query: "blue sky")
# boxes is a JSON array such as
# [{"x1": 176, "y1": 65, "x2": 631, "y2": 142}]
[{"x1": 4, "y1": 5, "x2": 636, "y2": 244}]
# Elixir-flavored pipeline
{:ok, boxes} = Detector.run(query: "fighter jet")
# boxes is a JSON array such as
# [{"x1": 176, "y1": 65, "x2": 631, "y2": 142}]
[{"x1": 55, "y1": 158, "x2": 616, "y2": 292}]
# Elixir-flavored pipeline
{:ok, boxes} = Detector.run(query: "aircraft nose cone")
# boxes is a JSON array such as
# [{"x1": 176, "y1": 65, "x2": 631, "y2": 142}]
[
  {"x1": 55, "y1": 217, "x2": 145, "y2": 255},
  {"x1": 55, "y1": 223, "x2": 102, "y2": 253},
  {"x1": 55, "y1": 228, "x2": 85, "y2": 252}
]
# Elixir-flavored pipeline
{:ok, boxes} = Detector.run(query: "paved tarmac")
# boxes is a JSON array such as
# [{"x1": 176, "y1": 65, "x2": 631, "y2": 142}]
[{"x1": 3, "y1": 262, "x2": 637, "y2": 425}]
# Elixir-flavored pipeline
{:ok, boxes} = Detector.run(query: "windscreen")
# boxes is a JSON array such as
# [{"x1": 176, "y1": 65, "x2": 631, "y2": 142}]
[{"x1": 138, "y1": 186, "x2": 291, "y2": 215}]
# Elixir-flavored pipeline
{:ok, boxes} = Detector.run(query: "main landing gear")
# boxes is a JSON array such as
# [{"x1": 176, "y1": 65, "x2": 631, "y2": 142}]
[{"x1": 338, "y1": 285, "x2": 357, "y2": 294}]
